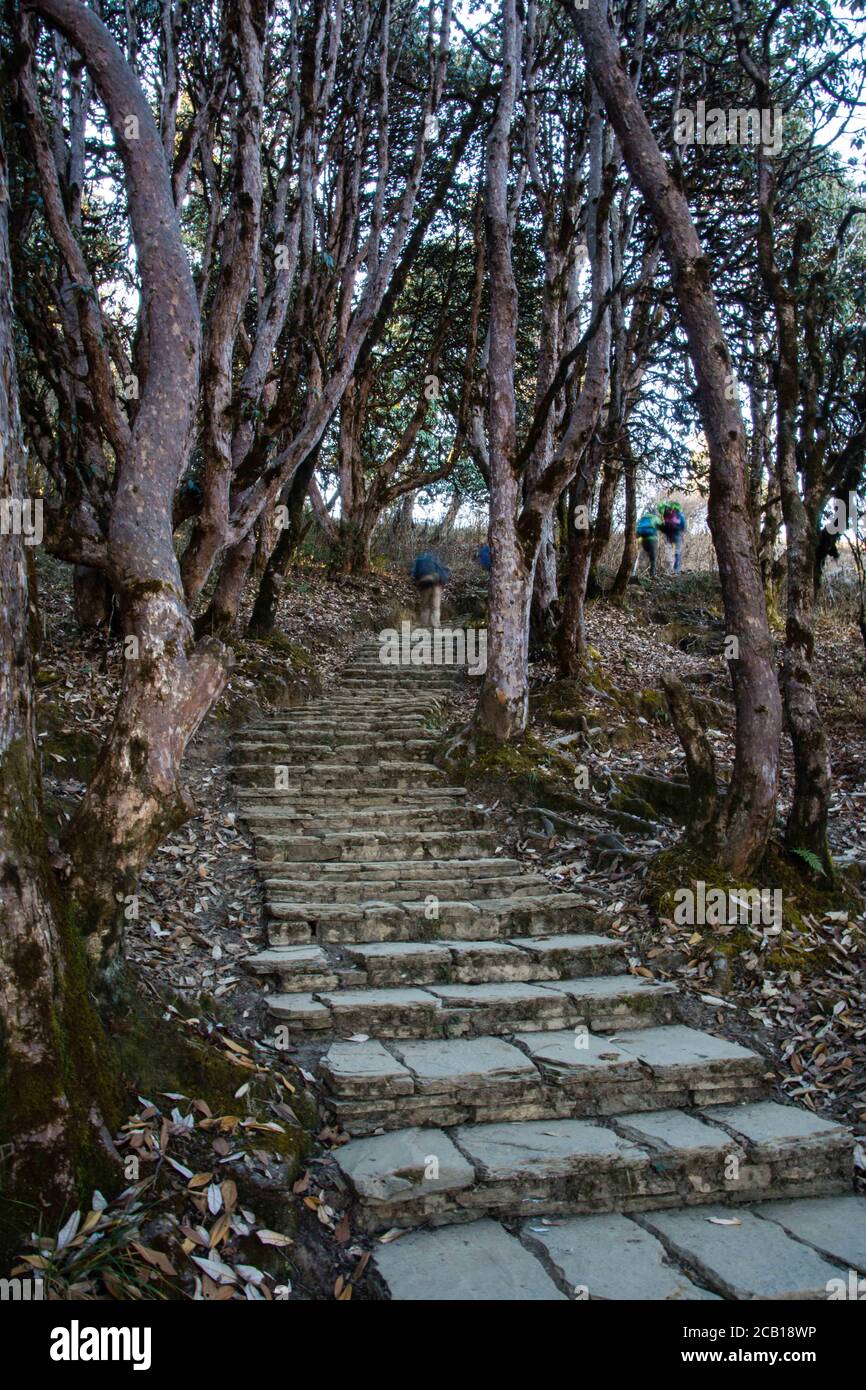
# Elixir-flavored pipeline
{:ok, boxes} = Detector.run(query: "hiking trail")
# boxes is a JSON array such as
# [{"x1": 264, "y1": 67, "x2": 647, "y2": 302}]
[{"x1": 234, "y1": 633, "x2": 863, "y2": 1300}]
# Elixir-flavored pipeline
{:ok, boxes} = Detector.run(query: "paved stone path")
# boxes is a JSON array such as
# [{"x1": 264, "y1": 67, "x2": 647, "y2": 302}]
[{"x1": 237, "y1": 634, "x2": 865, "y2": 1299}]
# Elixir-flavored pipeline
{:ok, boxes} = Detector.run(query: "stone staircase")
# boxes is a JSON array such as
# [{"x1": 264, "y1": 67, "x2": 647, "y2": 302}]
[{"x1": 237, "y1": 632, "x2": 865, "y2": 1300}]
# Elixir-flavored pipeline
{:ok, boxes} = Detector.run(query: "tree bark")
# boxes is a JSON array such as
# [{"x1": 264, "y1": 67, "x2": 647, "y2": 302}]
[
  {"x1": 729, "y1": 5, "x2": 832, "y2": 873},
  {"x1": 248, "y1": 453, "x2": 319, "y2": 635},
  {"x1": 590, "y1": 456, "x2": 618, "y2": 579},
  {"x1": 611, "y1": 435, "x2": 638, "y2": 598},
  {"x1": 475, "y1": 0, "x2": 528, "y2": 739},
  {"x1": 478, "y1": 12, "x2": 612, "y2": 737},
  {"x1": 73, "y1": 564, "x2": 113, "y2": 631},
  {"x1": 560, "y1": 0, "x2": 783, "y2": 875},
  {"x1": 556, "y1": 437, "x2": 603, "y2": 673},
  {"x1": 0, "y1": 120, "x2": 120, "y2": 1218},
  {"x1": 29, "y1": 0, "x2": 231, "y2": 969},
  {"x1": 662, "y1": 677, "x2": 719, "y2": 839}
]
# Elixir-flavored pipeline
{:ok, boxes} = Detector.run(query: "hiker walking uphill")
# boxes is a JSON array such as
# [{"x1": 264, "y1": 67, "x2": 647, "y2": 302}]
[
  {"x1": 412, "y1": 550, "x2": 450, "y2": 628},
  {"x1": 636, "y1": 507, "x2": 660, "y2": 578},
  {"x1": 659, "y1": 500, "x2": 687, "y2": 573}
]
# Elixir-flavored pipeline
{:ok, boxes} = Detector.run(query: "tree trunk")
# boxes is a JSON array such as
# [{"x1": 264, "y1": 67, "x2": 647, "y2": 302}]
[
  {"x1": 197, "y1": 530, "x2": 257, "y2": 638},
  {"x1": 530, "y1": 513, "x2": 559, "y2": 644},
  {"x1": 561, "y1": 0, "x2": 783, "y2": 876},
  {"x1": 331, "y1": 514, "x2": 376, "y2": 577},
  {"x1": 732, "y1": 2, "x2": 833, "y2": 874},
  {"x1": 0, "y1": 126, "x2": 120, "y2": 1219},
  {"x1": 73, "y1": 564, "x2": 113, "y2": 630},
  {"x1": 30, "y1": 0, "x2": 232, "y2": 970},
  {"x1": 782, "y1": 524, "x2": 832, "y2": 870},
  {"x1": 478, "y1": 487, "x2": 533, "y2": 738},
  {"x1": 556, "y1": 437, "x2": 603, "y2": 673},
  {"x1": 611, "y1": 439, "x2": 638, "y2": 599},
  {"x1": 248, "y1": 455, "x2": 317, "y2": 635},
  {"x1": 475, "y1": 0, "x2": 526, "y2": 739},
  {"x1": 590, "y1": 456, "x2": 618, "y2": 580}
]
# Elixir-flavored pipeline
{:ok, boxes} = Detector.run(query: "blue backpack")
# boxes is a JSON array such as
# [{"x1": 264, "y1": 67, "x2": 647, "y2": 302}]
[
  {"x1": 412, "y1": 551, "x2": 450, "y2": 584},
  {"x1": 636, "y1": 514, "x2": 657, "y2": 538}
]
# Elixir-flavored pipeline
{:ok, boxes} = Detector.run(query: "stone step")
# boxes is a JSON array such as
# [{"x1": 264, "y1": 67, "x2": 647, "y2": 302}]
[
  {"x1": 371, "y1": 1193, "x2": 866, "y2": 1300},
  {"x1": 243, "y1": 931, "x2": 624, "y2": 993},
  {"x1": 239, "y1": 728, "x2": 430, "y2": 750},
  {"x1": 254, "y1": 827, "x2": 499, "y2": 866},
  {"x1": 264, "y1": 892, "x2": 602, "y2": 945},
  {"x1": 241, "y1": 722, "x2": 433, "y2": 740},
  {"x1": 337, "y1": 933, "x2": 626, "y2": 985},
  {"x1": 258, "y1": 872, "x2": 550, "y2": 903},
  {"x1": 232, "y1": 738, "x2": 440, "y2": 764},
  {"x1": 306, "y1": 695, "x2": 445, "y2": 710},
  {"x1": 240, "y1": 788, "x2": 468, "y2": 810},
  {"x1": 243, "y1": 944, "x2": 339, "y2": 992},
  {"x1": 240, "y1": 806, "x2": 483, "y2": 834},
  {"x1": 266, "y1": 973, "x2": 677, "y2": 1037},
  {"x1": 262, "y1": 855, "x2": 526, "y2": 881},
  {"x1": 232, "y1": 760, "x2": 447, "y2": 789},
  {"x1": 319, "y1": 1024, "x2": 770, "y2": 1134},
  {"x1": 337, "y1": 679, "x2": 457, "y2": 694},
  {"x1": 334, "y1": 1101, "x2": 852, "y2": 1232}
]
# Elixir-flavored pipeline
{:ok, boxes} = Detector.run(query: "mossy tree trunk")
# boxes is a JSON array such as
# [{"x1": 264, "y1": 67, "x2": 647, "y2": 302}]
[{"x1": 0, "y1": 126, "x2": 120, "y2": 1218}]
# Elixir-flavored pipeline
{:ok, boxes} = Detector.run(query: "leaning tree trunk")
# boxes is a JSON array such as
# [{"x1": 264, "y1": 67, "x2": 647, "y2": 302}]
[
  {"x1": 0, "y1": 125, "x2": 120, "y2": 1217},
  {"x1": 32, "y1": 0, "x2": 231, "y2": 971},
  {"x1": 561, "y1": 0, "x2": 783, "y2": 876}
]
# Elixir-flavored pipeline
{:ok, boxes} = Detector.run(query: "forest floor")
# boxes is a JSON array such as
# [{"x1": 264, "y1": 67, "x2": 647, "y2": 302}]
[{"x1": 10, "y1": 553, "x2": 865, "y2": 1300}]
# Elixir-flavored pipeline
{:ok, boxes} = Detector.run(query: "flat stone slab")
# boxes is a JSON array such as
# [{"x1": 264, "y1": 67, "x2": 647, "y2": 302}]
[
  {"x1": 319, "y1": 1040, "x2": 414, "y2": 1098},
  {"x1": 709, "y1": 1100, "x2": 848, "y2": 1147},
  {"x1": 337, "y1": 1127, "x2": 474, "y2": 1205},
  {"x1": 454, "y1": 1117, "x2": 637, "y2": 1181},
  {"x1": 752, "y1": 1194, "x2": 866, "y2": 1273},
  {"x1": 614, "y1": 1109, "x2": 740, "y2": 1154},
  {"x1": 515, "y1": 1029, "x2": 643, "y2": 1077},
  {"x1": 612, "y1": 1025, "x2": 759, "y2": 1071},
  {"x1": 243, "y1": 944, "x2": 329, "y2": 972},
  {"x1": 393, "y1": 1036, "x2": 538, "y2": 1092},
  {"x1": 521, "y1": 1213, "x2": 719, "y2": 1300},
  {"x1": 429, "y1": 981, "x2": 559, "y2": 1007},
  {"x1": 345, "y1": 942, "x2": 451, "y2": 965},
  {"x1": 375, "y1": 1220, "x2": 567, "y2": 1301},
  {"x1": 639, "y1": 1206, "x2": 844, "y2": 1299},
  {"x1": 542, "y1": 975, "x2": 673, "y2": 1002},
  {"x1": 515, "y1": 932, "x2": 622, "y2": 957},
  {"x1": 268, "y1": 993, "x2": 330, "y2": 1027}
]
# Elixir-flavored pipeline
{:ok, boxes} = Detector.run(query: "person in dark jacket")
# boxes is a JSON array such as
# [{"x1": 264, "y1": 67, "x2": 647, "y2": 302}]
[
  {"x1": 475, "y1": 543, "x2": 492, "y2": 572},
  {"x1": 658, "y1": 501, "x2": 687, "y2": 573},
  {"x1": 412, "y1": 551, "x2": 450, "y2": 628}
]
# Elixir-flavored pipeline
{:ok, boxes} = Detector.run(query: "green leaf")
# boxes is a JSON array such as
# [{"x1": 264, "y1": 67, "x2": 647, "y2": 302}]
[{"x1": 792, "y1": 846, "x2": 826, "y2": 875}]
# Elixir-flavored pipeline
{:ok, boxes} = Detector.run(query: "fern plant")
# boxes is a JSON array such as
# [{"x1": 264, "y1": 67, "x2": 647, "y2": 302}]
[{"x1": 792, "y1": 846, "x2": 827, "y2": 876}]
